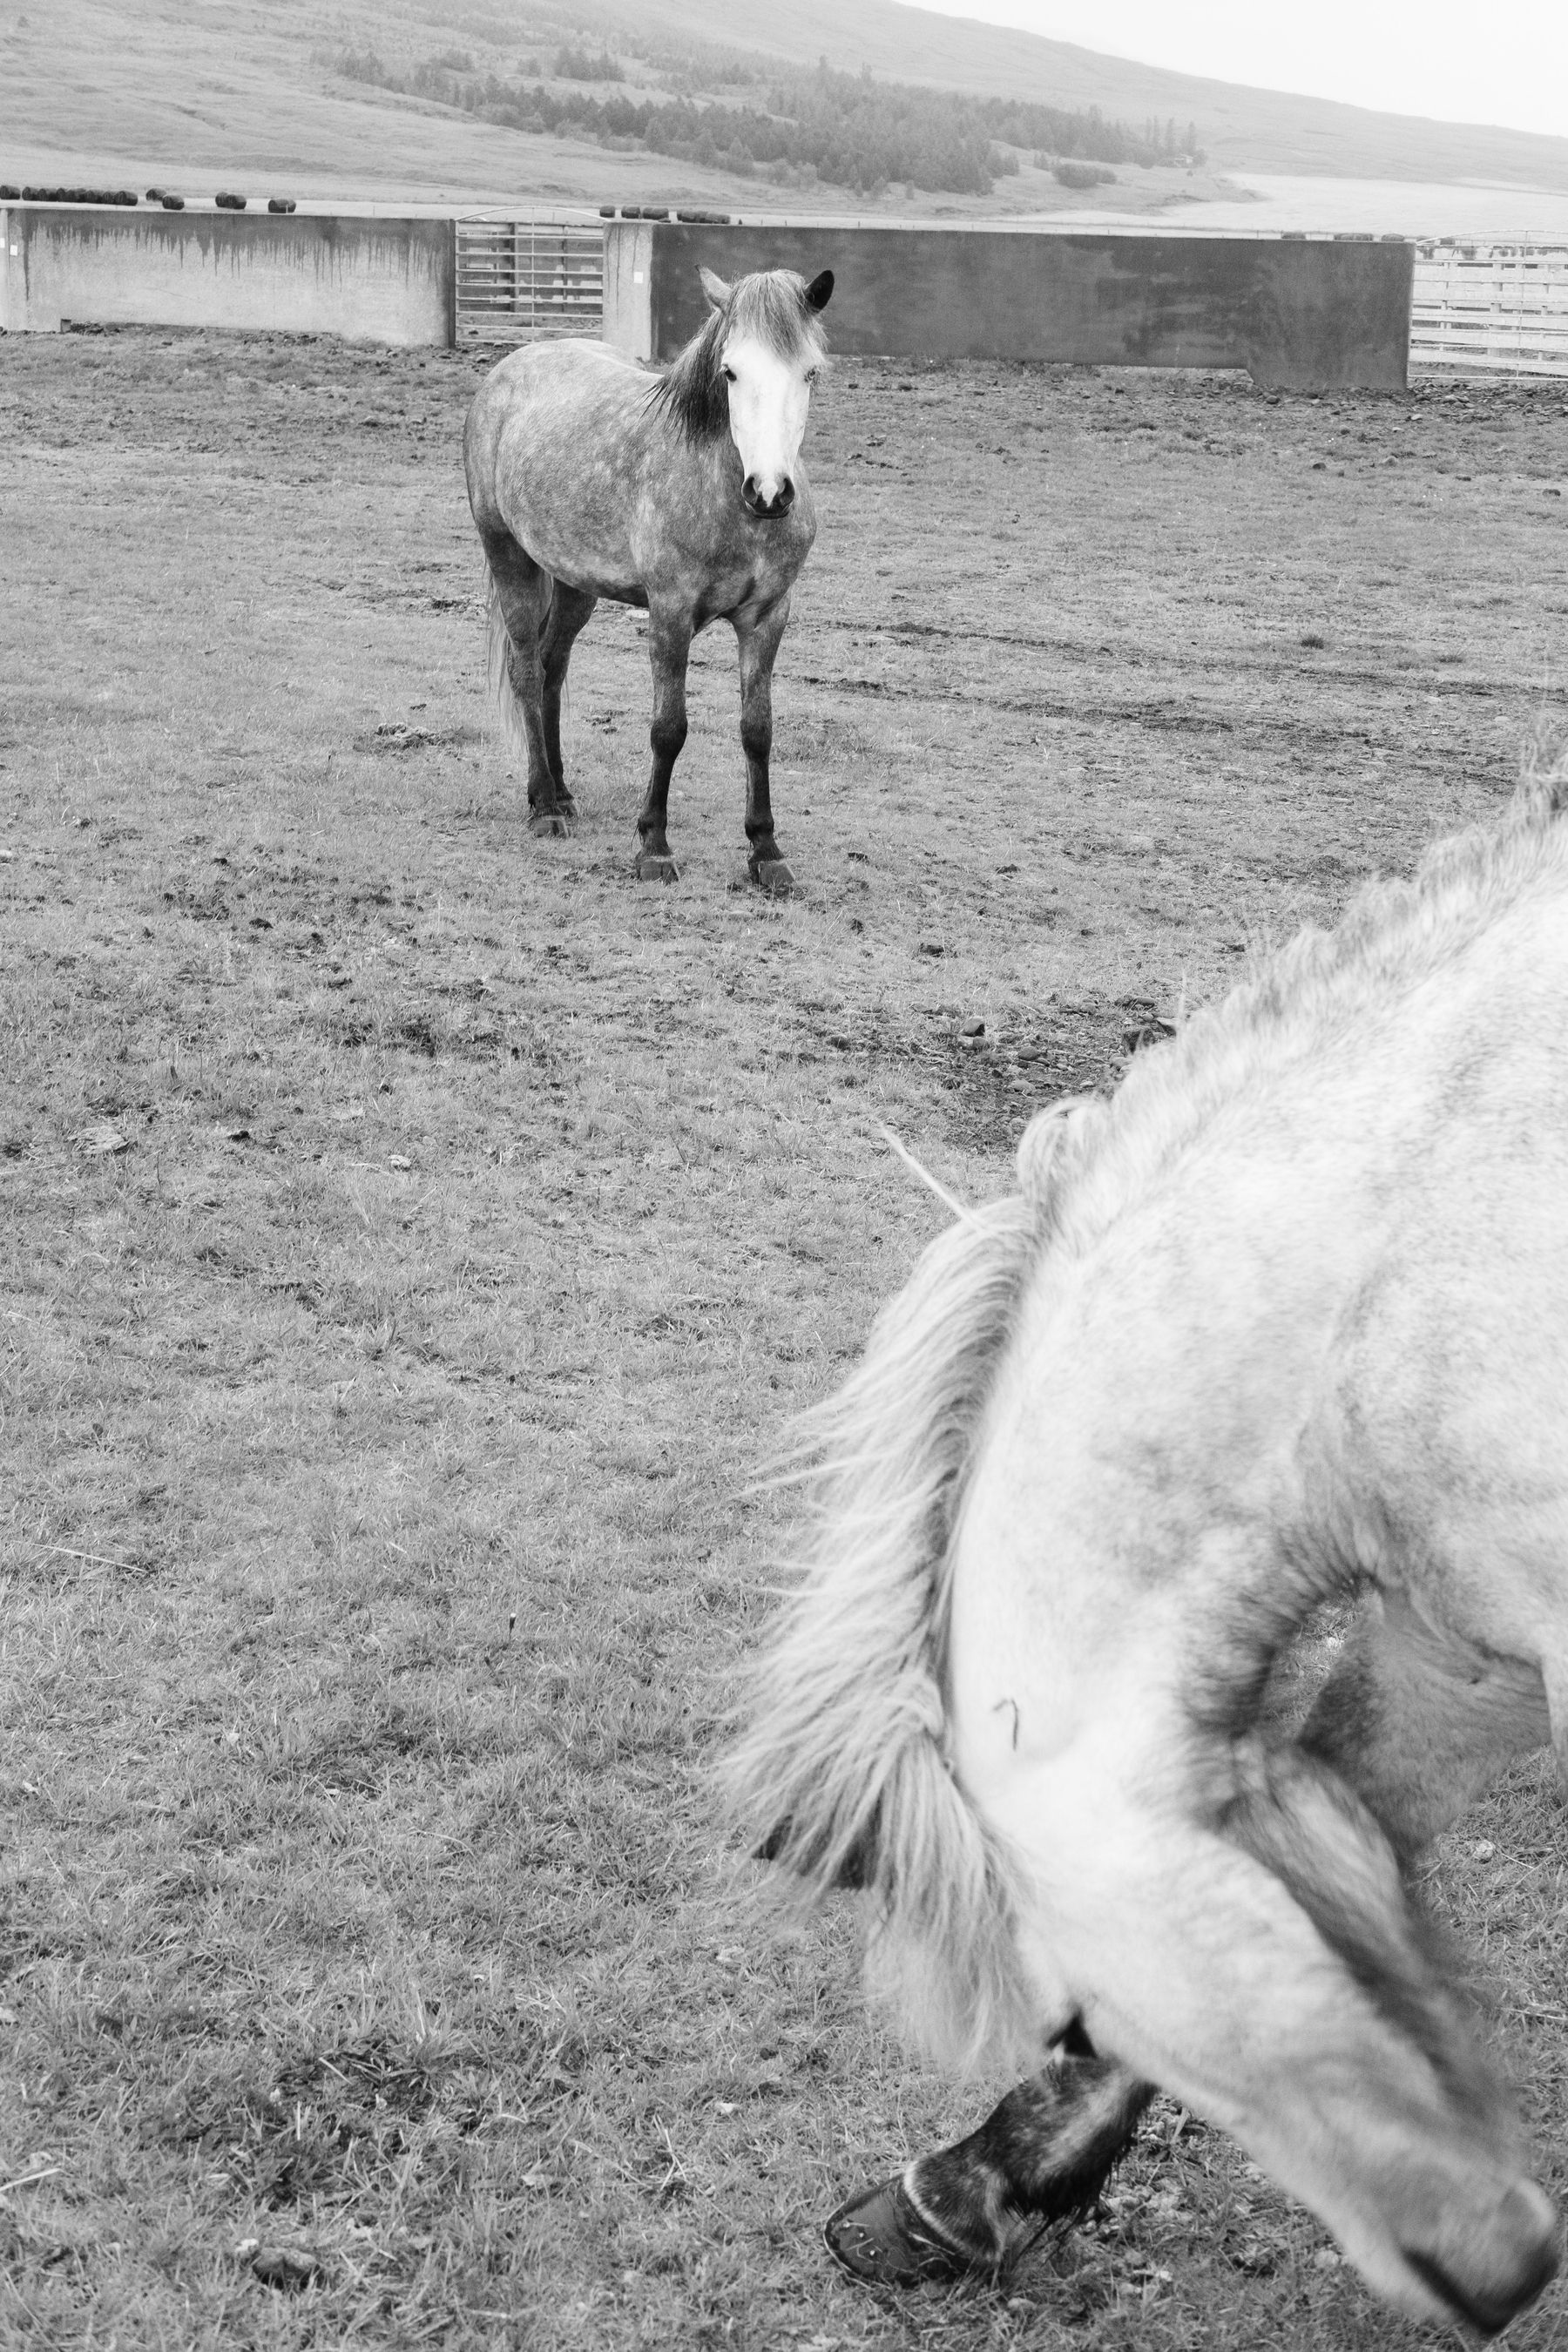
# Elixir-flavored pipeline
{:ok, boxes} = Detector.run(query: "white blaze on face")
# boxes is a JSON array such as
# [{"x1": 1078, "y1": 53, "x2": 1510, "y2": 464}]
[{"x1": 720, "y1": 330, "x2": 818, "y2": 517}]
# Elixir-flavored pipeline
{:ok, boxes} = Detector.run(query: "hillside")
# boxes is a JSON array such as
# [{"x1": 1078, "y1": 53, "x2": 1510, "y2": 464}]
[
  {"x1": 591, "y1": 0, "x2": 1568, "y2": 187},
  {"x1": 4, "y1": 0, "x2": 1567, "y2": 218}
]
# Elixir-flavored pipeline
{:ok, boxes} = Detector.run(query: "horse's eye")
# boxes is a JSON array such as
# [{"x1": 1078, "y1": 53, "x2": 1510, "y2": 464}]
[
  {"x1": 805, "y1": 368, "x2": 819, "y2": 385},
  {"x1": 721, "y1": 364, "x2": 736, "y2": 383}
]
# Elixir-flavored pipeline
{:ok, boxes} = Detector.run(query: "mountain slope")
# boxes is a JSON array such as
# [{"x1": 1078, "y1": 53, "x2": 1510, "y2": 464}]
[
  {"x1": 5, "y1": 0, "x2": 1567, "y2": 213},
  {"x1": 589, "y1": 0, "x2": 1568, "y2": 186}
]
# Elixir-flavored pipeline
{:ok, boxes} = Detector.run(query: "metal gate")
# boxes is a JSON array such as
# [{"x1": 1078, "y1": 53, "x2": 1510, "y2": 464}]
[
  {"x1": 1410, "y1": 242, "x2": 1568, "y2": 376},
  {"x1": 456, "y1": 220, "x2": 604, "y2": 346}
]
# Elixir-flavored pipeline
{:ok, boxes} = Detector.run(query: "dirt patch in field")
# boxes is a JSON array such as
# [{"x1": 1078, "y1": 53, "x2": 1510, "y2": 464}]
[{"x1": 3, "y1": 325, "x2": 1567, "y2": 2352}]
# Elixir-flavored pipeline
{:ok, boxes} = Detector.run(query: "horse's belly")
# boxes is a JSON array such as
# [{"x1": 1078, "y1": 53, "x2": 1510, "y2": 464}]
[{"x1": 509, "y1": 492, "x2": 645, "y2": 605}]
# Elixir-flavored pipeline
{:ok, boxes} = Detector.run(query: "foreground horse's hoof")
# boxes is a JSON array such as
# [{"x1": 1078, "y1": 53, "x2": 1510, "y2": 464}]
[
  {"x1": 633, "y1": 848, "x2": 680, "y2": 883},
  {"x1": 748, "y1": 854, "x2": 795, "y2": 896},
  {"x1": 529, "y1": 808, "x2": 576, "y2": 839},
  {"x1": 824, "y1": 2176, "x2": 975, "y2": 2289}
]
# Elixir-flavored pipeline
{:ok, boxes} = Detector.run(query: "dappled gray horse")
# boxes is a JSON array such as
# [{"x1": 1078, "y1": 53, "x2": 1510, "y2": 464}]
[
  {"x1": 463, "y1": 264, "x2": 832, "y2": 890},
  {"x1": 734, "y1": 756, "x2": 1568, "y2": 2337}
]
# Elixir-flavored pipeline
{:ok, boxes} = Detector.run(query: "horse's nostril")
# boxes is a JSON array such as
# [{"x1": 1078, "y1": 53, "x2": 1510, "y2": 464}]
[
  {"x1": 742, "y1": 476, "x2": 794, "y2": 520},
  {"x1": 1404, "y1": 2218, "x2": 1560, "y2": 2337}
]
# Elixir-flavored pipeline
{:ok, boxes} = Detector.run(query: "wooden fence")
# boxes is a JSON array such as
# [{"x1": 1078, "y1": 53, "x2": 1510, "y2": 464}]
[{"x1": 1409, "y1": 242, "x2": 1568, "y2": 376}]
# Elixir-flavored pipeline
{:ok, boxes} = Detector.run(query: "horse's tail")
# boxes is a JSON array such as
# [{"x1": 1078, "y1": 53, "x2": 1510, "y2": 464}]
[
  {"x1": 727, "y1": 1139, "x2": 1085, "y2": 2078},
  {"x1": 483, "y1": 567, "x2": 531, "y2": 774}
]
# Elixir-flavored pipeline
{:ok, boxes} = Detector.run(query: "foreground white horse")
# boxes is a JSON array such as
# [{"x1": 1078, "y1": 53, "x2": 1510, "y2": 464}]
[
  {"x1": 734, "y1": 754, "x2": 1568, "y2": 2335},
  {"x1": 464, "y1": 263, "x2": 831, "y2": 890}
]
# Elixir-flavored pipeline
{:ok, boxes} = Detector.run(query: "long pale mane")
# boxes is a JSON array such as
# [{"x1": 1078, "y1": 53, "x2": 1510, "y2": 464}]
[
  {"x1": 728, "y1": 747, "x2": 1567, "y2": 2073},
  {"x1": 649, "y1": 268, "x2": 828, "y2": 443},
  {"x1": 727, "y1": 1105, "x2": 1093, "y2": 2075}
]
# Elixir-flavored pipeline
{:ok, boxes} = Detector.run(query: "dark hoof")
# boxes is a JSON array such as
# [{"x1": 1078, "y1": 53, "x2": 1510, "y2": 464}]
[
  {"x1": 748, "y1": 854, "x2": 795, "y2": 896},
  {"x1": 824, "y1": 2176, "x2": 973, "y2": 2289},
  {"x1": 632, "y1": 848, "x2": 679, "y2": 883},
  {"x1": 528, "y1": 808, "x2": 575, "y2": 839}
]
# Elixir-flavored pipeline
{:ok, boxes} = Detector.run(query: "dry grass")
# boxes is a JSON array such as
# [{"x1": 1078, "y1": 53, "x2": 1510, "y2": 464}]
[{"x1": 2, "y1": 325, "x2": 1567, "y2": 2349}]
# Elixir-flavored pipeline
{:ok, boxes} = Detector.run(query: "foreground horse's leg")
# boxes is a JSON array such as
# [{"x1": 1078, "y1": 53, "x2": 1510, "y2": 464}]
[
  {"x1": 826, "y1": 2041, "x2": 1152, "y2": 2288},
  {"x1": 480, "y1": 531, "x2": 572, "y2": 836},
  {"x1": 735, "y1": 596, "x2": 794, "y2": 894},
  {"x1": 539, "y1": 584, "x2": 598, "y2": 821},
  {"x1": 634, "y1": 610, "x2": 693, "y2": 882}
]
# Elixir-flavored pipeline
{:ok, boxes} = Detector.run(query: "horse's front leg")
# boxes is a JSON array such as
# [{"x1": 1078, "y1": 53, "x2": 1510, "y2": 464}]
[
  {"x1": 735, "y1": 596, "x2": 793, "y2": 895},
  {"x1": 634, "y1": 609, "x2": 692, "y2": 882},
  {"x1": 825, "y1": 2041, "x2": 1152, "y2": 2288}
]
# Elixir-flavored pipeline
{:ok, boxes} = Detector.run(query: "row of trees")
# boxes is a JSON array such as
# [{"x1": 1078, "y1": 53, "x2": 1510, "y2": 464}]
[
  {"x1": 330, "y1": 47, "x2": 1199, "y2": 197},
  {"x1": 973, "y1": 97, "x2": 1200, "y2": 166}
]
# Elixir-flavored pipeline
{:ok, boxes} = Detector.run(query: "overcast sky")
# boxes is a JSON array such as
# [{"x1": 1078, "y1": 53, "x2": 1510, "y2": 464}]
[{"x1": 904, "y1": 0, "x2": 1568, "y2": 142}]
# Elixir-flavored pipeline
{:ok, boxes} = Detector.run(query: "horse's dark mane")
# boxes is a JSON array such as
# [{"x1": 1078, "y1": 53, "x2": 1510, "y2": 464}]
[{"x1": 650, "y1": 270, "x2": 828, "y2": 443}]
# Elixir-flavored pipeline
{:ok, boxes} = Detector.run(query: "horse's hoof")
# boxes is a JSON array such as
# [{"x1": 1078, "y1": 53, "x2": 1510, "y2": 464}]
[
  {"x1": 748, "y1": 855, "x2": 795, "y2": 896},
  {"x1": 529, "y1": 808, "x2": 575, "y2": 839},
  {"x1": 633, "y1": 848, "x2": 679, "y2": 883},
  {"x1": 823, "y1": 2176, "x2": 972, "y2": 2289}
]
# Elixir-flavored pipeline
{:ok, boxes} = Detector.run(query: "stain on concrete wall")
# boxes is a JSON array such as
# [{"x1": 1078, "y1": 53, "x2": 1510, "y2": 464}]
[
  {"x1": 0, "y1": 206, "x2": 456, "y2": 347},
  {"x1": 640, "y1": 223, "x2": 1413, "y2": 393}
]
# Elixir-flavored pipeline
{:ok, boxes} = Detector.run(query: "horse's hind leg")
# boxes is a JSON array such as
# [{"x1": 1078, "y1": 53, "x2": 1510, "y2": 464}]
[
  {"x1": 825, "y1": 2042, "x2": 1152, "y2": 2288},
  {"x1": 480, "y1": 530, "x2": 571, "y2": 836},
  {"x1": 540, "y1": 584, "x2": 598, "y2": 818}
]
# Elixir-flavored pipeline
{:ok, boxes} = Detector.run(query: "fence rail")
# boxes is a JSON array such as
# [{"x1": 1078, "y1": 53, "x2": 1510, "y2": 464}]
[
  {"x1": 1410, "y1": 242, "x2": 1568, "y2": 376},
  {"x1": 455, "y1": 220, "x2": 603, "y2": 345}
]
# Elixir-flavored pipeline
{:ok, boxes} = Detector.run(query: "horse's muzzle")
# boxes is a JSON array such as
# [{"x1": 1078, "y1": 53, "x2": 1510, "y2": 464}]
[
  {"x1": 1402, "y1": 2180, "x2": 1559, "y2": 2337},
  {"x1": 743, "y1": 476, "x2": 795, "y2": 520}
]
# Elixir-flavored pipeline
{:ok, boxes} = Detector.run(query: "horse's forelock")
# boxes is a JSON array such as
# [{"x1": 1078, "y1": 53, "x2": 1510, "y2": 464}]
[
  {"x1": 1224, "y1": 1743, "x2": 1509, "y2": 2136},
  {"x1": 725, "y1": 269, "x2": 828, "y2": 365},
  {"x1": 652, "y1": 271, "x2": 828, "y2": 444}
]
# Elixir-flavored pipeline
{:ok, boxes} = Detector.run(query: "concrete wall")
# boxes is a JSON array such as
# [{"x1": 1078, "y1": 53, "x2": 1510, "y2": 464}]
[
  {"x1": 0, "y1": 206, "x2": 455, "y2": 347},
  {"x1": 606, "y1": 220, "x2": 1413, "y2": 393},
  {"x1": 2, "y1": 206, "x2": 1414, "y2": 388}
]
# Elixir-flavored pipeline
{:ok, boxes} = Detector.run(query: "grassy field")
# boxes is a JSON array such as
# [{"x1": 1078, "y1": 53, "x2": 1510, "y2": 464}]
[{"x1": 2, "y1": 327, "x2": 1568, "y2": 2350}]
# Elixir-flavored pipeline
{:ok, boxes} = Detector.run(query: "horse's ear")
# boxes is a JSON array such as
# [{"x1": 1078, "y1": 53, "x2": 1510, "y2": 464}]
[
  {"x1": 804, "y1": 268, "x2": 835, "y2": 313},
  {"x1": 698, "y1": 266, "x2": 732, "y2": 313}
]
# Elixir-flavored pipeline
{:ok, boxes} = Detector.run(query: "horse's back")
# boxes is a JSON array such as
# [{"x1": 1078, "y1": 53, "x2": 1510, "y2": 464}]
[
  {"x1": 951, "y1": 839, "x2": 1568, "y2": 1747},
  {"x1": 472, "y1": 336, "x2": 647, "y2": 427},
  {"x1": 464, "y1": 340, "x2": 662, "y2": 599},
  {"x1": 1310, "y1": 870, "x2": 1568, "y2": 1639}
]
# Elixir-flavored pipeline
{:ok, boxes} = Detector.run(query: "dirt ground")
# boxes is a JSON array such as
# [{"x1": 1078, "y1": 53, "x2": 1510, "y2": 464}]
[{"x1": 2, "y1": 324, "x2": 1567, "y2": 2351}]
